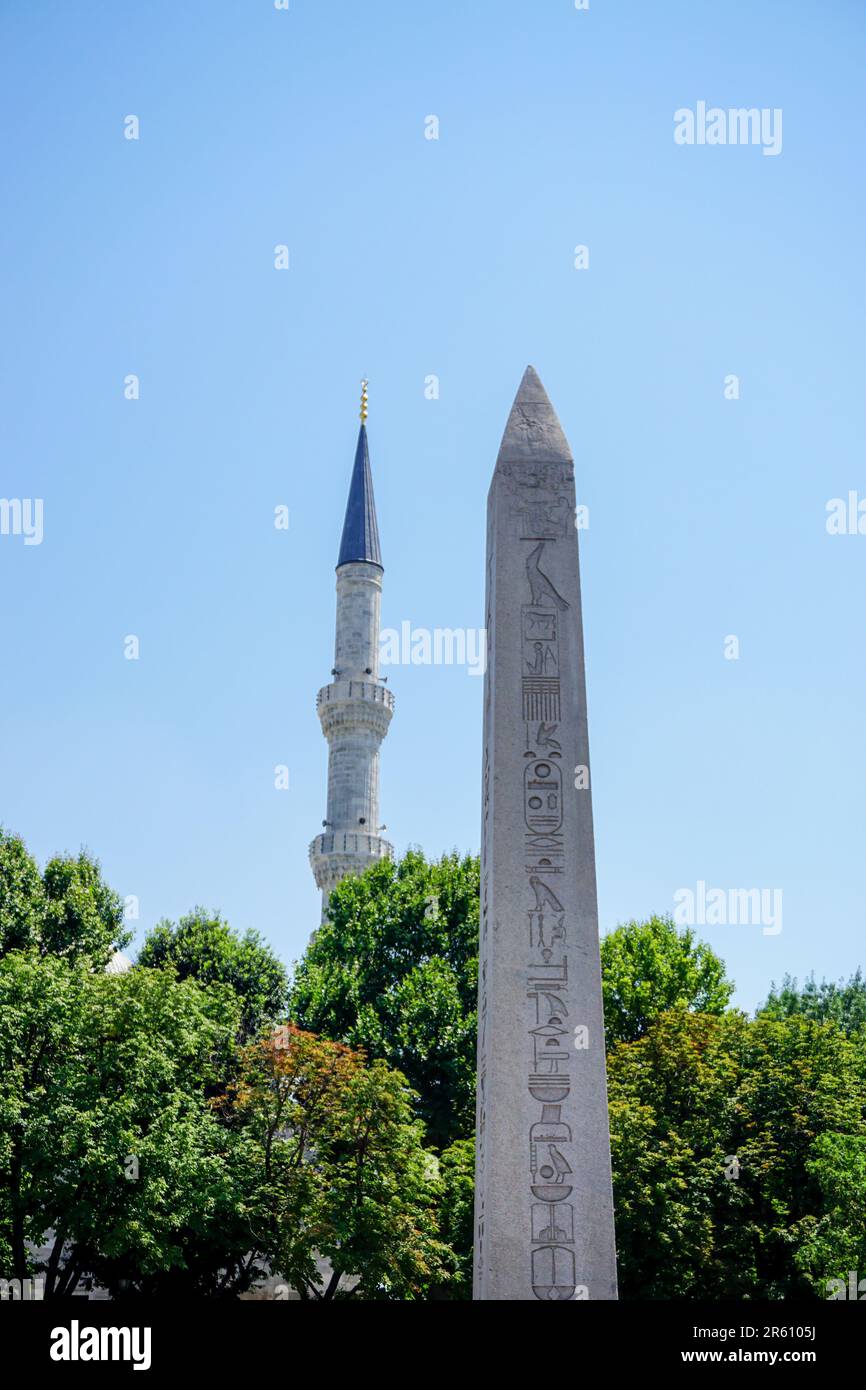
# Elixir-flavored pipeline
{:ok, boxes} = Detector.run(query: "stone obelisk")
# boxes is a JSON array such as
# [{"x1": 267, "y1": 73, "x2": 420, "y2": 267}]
[{"x1": 473, "y1": 366, "x2": 618, "y2": 1301}]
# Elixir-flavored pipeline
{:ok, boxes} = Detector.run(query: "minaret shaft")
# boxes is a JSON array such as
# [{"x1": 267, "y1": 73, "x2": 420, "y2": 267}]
[
  {"x1": 323, "y1": 562, "x2": 387, "y2": 837},
  {"x1": 333, "y1": 563, "x2": 382, "y2": 680}
]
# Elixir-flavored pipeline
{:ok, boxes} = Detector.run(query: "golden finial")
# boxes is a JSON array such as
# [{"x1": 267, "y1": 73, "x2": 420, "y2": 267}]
[{"x1": 360, "y1": 379, "x2": 369, "y2": 425}]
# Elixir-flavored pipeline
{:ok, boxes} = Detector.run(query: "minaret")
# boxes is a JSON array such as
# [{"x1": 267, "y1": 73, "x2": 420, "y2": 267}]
[{"x1": 309, "y1": 382, "x2": 394, "y2": 917}]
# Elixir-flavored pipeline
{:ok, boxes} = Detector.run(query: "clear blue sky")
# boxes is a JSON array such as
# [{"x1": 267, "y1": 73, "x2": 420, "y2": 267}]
[{"x1": 2, "y1": 1, "x2": 864, "y2": 1012}]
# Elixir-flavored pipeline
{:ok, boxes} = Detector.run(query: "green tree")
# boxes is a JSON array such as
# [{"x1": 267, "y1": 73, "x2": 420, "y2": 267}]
[
  {"x1": 434, "y1": 1139, "x2": 475, "y2": 1300},
  {"x1": 758, "y1": 970, "x2": 866, "y2": 1037},
  {"x1": 795, "y1": 1132, "x2": 866, "y2": 1292},
  {"x1": 138, "y1": 909, "x2": 288, "y2": 1042},
  {"x1": 289, "y1": 850, "x2": 479, "y2": 1149},
  {"x1": 600, "y1": 915, "x2": 734, "y2": 1047},
  {"x1": 607, "y1": 1009, "x2": 866, "y2": 1299},
  {"x1": 0, "y1": 830, "x2": 44, "y2": 955},
  {"x1": 0, "y1": 829, "x2": 128, "y2": 967},
  {"x1": 0, "y1": 948, "x2": 256, "y2": 1296},
  {"x1": 230, "y1": 1027, "x2": 453, "y2": 1300}
]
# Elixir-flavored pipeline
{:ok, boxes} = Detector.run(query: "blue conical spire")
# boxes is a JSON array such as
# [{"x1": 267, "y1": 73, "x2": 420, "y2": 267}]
[{"x1": 337, "y1": 421, "x2": 383, "y2": 570}]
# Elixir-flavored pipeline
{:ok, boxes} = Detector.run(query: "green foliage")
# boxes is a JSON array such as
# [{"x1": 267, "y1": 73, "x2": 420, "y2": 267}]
[
  {"x1": 608, "y1": 1009, "x2": 866, "y2": 1299},
  {"x1": 600, "y1": 915, "x2": 734, "y2": 1047},
  {"x1": 796, "y1": 1133, "x2": 866, "y2": 1288},
  {"x1": 6, "y1": 818, "x2": 866, "y2": 1303},
  {"x1": 289, "y1": 850, "x2": 479, "y2": 1149},
  {"x1": 758, "y1": 970, "x2": 866, "y2": 1037},
  {"x1": 40, "y1": 852, "x2": 129, "y2": 965},
  {"x1": 0, "y1": 948, "x2": 249, "y2": 1295},
  {"x1": 138, "y1": 909, "x2": 289, "y2": 1042},
  {"x1": 0, "y1": 836, "x2": 469, "y2": 1299},
  {"x1": 0, "y1": 829, "x2": 128, "y2": 967},
  {"x1": 434, "y1": 1139, "x2": 475, "y2": 1300},
  {"x1": 0, "y1": 830, "x2": 44, "y2": 954},
  {"x1": 0, "y1": 920, "x2": 461, "y2": 1299},
  {"x1": 230, "y1": 1028, "x2": 454, "y2": 1300}
]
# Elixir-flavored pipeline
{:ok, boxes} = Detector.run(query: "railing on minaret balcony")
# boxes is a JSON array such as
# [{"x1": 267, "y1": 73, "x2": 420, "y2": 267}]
[
  {"x1": 316, "y1": 680, "x2": 395, "y2": 712},
  {"x1": 309, "y1": 831, "x2": 393, "y2": 860}
]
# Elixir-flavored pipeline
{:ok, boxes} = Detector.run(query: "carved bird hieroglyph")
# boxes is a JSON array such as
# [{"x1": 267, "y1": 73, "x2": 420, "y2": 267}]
[{"x1": 526, "y1": 543, "x2": 569, "y2": 611}]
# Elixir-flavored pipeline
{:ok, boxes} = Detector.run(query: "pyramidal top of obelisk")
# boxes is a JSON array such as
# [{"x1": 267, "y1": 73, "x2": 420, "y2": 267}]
[{"x1": 494, "y1": 365, "x2": 573, "y2": 470}]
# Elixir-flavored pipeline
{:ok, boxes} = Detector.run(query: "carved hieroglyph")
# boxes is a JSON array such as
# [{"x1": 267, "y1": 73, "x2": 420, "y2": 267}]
[{"x1": 473, "y1": 367, "x2": 618, "y2": 1301}]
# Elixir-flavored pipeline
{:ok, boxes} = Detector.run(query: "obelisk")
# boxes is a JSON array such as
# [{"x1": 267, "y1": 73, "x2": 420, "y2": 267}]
[{"x1": 473, "y1": 366, "x2": 618, "y2": 1301}]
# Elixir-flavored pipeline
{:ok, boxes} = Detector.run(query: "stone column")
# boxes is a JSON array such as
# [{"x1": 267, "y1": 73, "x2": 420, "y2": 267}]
[{"x1": 473, "y1": 367, "x2": 618, "y2": 1301}]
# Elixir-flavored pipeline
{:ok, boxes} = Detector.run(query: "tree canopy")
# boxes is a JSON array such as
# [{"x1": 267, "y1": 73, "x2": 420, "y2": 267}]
[
  {"x1": 600, "y1": 914, "x2": 734, "y2": 1047},
  {"x1": 230, "y1": 1027, "x2": 453, "y2": 1299},
  {"x1": 608, "y1": 1008, "x2": 866, "y2": 1298},
  {"x1": 138, "y1": 909, "x2": 289, "y2": 1041},
  {"x1": 758, "y1": 969, "x2": 866, "y2": 1037},
  {"x1": 0, "y1": 947, "x2": 460, "y2": 1298},
  {"x1": 4, "y1": 829, "x2": 866, "y2": 1302},
  {"x1": 288, "y1": 849, "x2": 479, "y2": 1149},
  {"x1": 0, "y1": 835, "x2": 465, "y2": 1299},
  {"x1": 0, "y1": 947, "x2": 246, "y2": 1295},
  {"x1": 0, "y1": 828, "x2": 129, "y2": 967}
]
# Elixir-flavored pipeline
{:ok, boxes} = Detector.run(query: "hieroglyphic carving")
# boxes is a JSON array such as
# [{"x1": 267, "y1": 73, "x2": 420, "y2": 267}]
[
  {"x1": 521, "y1": 546, "x2": 566, "y2": 726},
  {"x1": 526, "y1": 543, "x2": 569, "y2": 610},
  {"x1": 518, "y1": 517, "x2": 577, "y2": 1300},
  {"x1": 523, "y1": 680, "x2": 560, "y2": 722},
  {"x1": 513, "y1": 494, "x2": 571, "y2": 540},
  {"x1": 524, "y1": 759, "x2": 562, "y2": 834},
  {"x1": 476, "y1": 726, "x2": 492, "y2": 1276},
  {"x1": 497, "y1": 459, "x2": 571, "y2": 494}
]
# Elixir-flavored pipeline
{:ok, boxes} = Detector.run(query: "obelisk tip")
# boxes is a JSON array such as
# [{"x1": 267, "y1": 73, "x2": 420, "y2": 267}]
[{"x1": 494, "y1": 365, "x2": 573, "y2": 473}]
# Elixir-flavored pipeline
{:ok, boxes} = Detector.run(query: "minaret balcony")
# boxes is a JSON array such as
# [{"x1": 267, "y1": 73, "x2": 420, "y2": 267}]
[
  {"x1": 316, "y1": 680, "x2": 394, "y2": 741},
  {"x1": 308, "y1": 831, "x2": 394, "y2": 894}
]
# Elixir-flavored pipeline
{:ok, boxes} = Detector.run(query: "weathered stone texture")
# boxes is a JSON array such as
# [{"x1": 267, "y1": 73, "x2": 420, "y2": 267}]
[{"x1": 473, "y1": 367, "x2": 617, "y2": 1301}]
